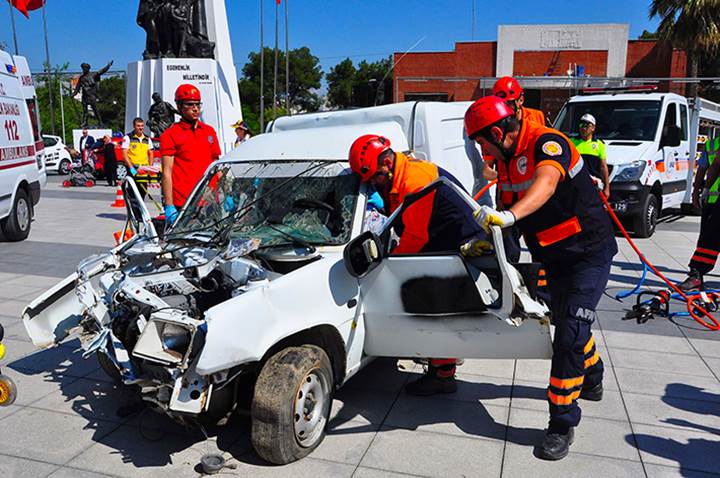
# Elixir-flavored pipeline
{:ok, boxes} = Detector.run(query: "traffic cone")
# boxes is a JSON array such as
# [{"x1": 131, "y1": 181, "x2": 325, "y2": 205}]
[
  {"x1": 111, "y1": 182, "x2": 126, "y2": 208},
  {"x1": 113, "y1": 229, "x2": 134, "y2": 245}
]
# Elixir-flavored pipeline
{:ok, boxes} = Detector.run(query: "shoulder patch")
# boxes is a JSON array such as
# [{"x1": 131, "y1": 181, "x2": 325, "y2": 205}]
[{"x1": 541, "y1": 140, "x2": 563, "y2": 156}]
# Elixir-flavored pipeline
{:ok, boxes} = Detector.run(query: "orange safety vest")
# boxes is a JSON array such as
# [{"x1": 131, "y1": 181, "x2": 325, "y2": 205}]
[
  {"x1": 521, "y1": 106, "x2": 547, "y2": 126},
  {"x1": 497, "y1": 121, "x2": 614, "y2": 264},
  {"x1": 387, "y1": 152, "x2": 439, "y2": 214}
]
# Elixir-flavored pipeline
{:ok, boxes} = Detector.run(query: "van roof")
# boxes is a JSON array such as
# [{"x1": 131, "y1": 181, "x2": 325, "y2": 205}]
[{"x1": 567, "y1": 92, "x2": 685, "y2": 103}]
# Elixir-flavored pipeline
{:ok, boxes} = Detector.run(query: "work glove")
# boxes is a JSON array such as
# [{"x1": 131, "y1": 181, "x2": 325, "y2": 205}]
[
  {"x1": 129, "y1": 166, "x2": 138, "y2": 176},
  {"x1": 460, "y1": 238, "x2": 494, "y2": 257},
  {"x1": 164, "y1": 205, "x2": 178, "y2": 225},
  {"x1": 474, "y1": 206, "x2": 516, "y2": 233},
  {"x1": 590, "y1": 175, "x2": 604, "y2": 191},
  {"x1": 367, "y1": 191, "x2": 385, "y2": 211}
]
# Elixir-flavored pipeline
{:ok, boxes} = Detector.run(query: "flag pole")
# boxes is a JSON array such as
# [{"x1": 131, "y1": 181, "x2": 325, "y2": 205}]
[
  {"x1": 59, "y1": 77, "x2": 66, "y2": 143},
  {"x1": 9, "y1": 1, "x2": 19, "y2": 54},
  {"x1": 41, "y1": 1, "x2": 56, "y2": 134},
  {"x1": 259, "y1": 0, "x2": 265, "y2": 132},
  {"x1": 284, "y1": 0, "x2": 290, "y2": 116},
  {"x1": 273, "y1": 0, "x2": 278, "y2": 120}
]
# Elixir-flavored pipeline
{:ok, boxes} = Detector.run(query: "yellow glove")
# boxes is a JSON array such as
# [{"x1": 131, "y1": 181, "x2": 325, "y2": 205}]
[
  {"x1": 460, "y1": 239, "x2": 494, "y2": 257},
  {"x1": 473, "y1": 206, "x2": 516, "y2": 233}
]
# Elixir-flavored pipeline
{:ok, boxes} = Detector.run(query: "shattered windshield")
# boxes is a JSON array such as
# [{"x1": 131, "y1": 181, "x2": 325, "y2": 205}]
[{"x1": 170, "y1": 161, "x2": 360, "y2": 247}]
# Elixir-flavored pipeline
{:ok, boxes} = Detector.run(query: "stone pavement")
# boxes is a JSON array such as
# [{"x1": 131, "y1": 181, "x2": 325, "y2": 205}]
[{"x1": 0, "y1": 175, "x2": 718, "y2": 477}]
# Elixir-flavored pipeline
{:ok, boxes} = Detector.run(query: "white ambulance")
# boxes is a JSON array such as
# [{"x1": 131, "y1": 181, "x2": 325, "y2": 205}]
[{"x1": 0, "y1": 49, "x2": 45, "y2": 241}]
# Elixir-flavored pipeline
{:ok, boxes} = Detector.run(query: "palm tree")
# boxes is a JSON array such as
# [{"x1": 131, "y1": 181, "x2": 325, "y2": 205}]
[{"x1": 649, "y1": 0, "x2": 720, "y2": 97}]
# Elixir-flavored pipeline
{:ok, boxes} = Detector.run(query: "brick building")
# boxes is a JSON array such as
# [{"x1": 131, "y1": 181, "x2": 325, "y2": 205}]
[{"x1": 394, "y1": 24, "x2": 686, "y2": 118}]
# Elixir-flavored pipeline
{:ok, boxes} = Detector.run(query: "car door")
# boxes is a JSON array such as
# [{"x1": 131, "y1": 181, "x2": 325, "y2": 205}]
[
  {"x1": 23, "y1": 177, "x2": 155, "y2": 347},
  {"x1": 348, "y1": 179, "x2": 552, "y2": 360}
]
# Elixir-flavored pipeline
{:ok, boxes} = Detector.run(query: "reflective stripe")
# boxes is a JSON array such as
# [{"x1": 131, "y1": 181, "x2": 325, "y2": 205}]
[
  {"x1": 696, "y1": 247, "x2": 719, "y2": 257},
  {"x1": 692, "y1": 255, "x2": 716, "y2": 265},
  {"x1": 568, "y1": 157, "x2": 585, "y2": 178},
  {"x1": 500, "y1": 180, "x2": 533, "y2": 192},
  {"x1": 538, "y1": 269, "x2": 546, "y2": 276},
  {"x1": 584, "y1": 352, "x2": 600, "y2": 368},
  {"x1": 583, "y1": 336, "x2": 595, "y2": 355},
  {"x1": 548, "y1": 389, "x2": 581, "y2": 405},
  {"x1": 537, "y1": 279, "x2": 547, "y2": 287},
  {"x1": 549, "y1": 376, "x2": 584, "y2": 389},
  {"x1": 536, "y1": 216, "x2": 582, "y2": 247}
]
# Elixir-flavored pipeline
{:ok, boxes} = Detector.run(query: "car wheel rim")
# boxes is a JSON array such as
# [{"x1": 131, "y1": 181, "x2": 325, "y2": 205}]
[
  {"x1": 117, "y1": 167, "x2": 127, "y2": 180},
  {"x1": 293, "y1": 368, "x2": 330, "y2": 448},
  {"x1": 60, "y1": 161, "x2": 69, "y2": 174},
  {"x1": 17, "y1": 198, "x2": 30, "y2": 232}
]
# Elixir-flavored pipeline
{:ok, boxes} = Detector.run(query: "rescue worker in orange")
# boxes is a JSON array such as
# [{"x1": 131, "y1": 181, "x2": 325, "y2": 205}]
[
  {"x1": 465, "y1": 96, "x2": 617, "y2": 460},
  {"x1": 349, "y1": 134, "x2": 489, "y2": 395}
]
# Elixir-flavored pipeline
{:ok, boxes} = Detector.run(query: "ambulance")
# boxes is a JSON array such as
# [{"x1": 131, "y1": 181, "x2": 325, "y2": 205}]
[{"x1": 0, "y1": 49, "x2": 45, "y2": 241}]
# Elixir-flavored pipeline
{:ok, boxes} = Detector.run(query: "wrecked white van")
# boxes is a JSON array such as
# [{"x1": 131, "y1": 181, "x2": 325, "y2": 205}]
[{"x1": 22, "y1": 111, "x2": 551, "y2": 465}]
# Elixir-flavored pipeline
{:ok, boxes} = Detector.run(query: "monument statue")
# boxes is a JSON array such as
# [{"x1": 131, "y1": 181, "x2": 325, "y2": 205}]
[
  {"x1": 147, "y1": 92, "x2": 180, "y2": 136},
  {"x1": 72, "y1": 60, "x2": 114, "y2": 127},
  {"x1": 137, "y1": 0, "x2": 215, "y2": 59}
]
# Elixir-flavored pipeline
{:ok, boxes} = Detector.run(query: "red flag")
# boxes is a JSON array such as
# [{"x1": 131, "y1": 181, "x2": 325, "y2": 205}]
[
  {"x1": 7, "y1": 0, "x2": 44, "y2": 18},
  {"x1": 276, "y1": 0, "x2": 281, "y2": 4}
]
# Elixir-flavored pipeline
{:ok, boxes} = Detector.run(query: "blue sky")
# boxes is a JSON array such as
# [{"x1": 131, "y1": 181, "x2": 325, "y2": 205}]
[{"x1": 3, "y1": 0, "x2": 660, "y2": 77}]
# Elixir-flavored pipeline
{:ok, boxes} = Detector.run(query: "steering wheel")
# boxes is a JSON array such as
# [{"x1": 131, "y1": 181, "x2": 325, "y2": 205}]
[{"x1": 292, "y1": 198, "x2": 337, "y2": 213}]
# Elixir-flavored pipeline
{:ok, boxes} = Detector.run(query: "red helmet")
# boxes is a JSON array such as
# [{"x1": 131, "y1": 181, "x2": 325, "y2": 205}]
[
  {"x1": 349, "y1": 134, "x2": 392, "y2": 182},
  {"x1": 175, "y1": 84, "x2": 201, "y2": 102},
  {"x1": 464, "y1": 96, "x2": 515, "y2": 138},
  {"x1": 492, "y1": 76, "x2": 523, "y2": 101}
]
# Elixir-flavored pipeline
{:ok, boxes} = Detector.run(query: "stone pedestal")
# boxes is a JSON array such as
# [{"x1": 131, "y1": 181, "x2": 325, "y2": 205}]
[{"x1": 124, "y1": 0, "x2": 241, "y2": 154}]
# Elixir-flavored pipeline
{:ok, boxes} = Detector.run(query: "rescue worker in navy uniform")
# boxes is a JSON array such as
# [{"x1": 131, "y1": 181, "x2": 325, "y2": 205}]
[
  {"x1": 465, "y1": 96, "x2": 617, "y2": 460},
  {"x1": 349, "y1": 134, "x2": 490, "y2": 395}
]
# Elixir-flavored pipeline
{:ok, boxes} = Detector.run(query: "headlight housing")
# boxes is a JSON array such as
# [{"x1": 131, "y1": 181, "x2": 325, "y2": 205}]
[
  {"x1": 133, "y1": 315, "x2": 196, "y2": 366},
  {"x1": 161, "y1": 323, "x2": 192, "y2": 358},
  {"x1": 613, "y1": 161, "x2": 646, "y2": 183}
]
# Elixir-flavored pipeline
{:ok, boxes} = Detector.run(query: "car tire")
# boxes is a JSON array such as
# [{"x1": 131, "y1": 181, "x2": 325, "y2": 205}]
[
  {"x1": 1, "y1": 188, "x2": 32, "y2": 241},
  {"x1": 96, "y1": 351, "x2": 122, "y2": 384},
  {"x1": 59, "y1": 159, "x2": 71, "y2": 175},
  {"x1": 116, "y1": 164, "x2": 128, "y2": 182},
  {"x1": 251, "y1": 345, "x2": 333, "y2": 465},
  {"x1": 633, "y1": 193, "x2": 659, "y2": 238}
]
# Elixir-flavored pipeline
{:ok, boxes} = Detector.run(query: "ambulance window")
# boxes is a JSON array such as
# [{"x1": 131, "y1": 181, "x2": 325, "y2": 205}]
[
  {"x1": 26, "y1": 99, "x2": 41, "y2": 142},
  {"x1": 663, "y1": 103, "x2": 677, "y2": 130},
  {"x1": 680, "y1": 104, "x2": 689, "y2": 140}
]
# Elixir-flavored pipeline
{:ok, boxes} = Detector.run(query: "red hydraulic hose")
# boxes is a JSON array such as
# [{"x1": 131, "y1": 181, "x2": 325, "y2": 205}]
[
  {"x1": 474, "y1": 179, "x2": 498, "y2": 202},
  {"x1": 597, "y1": 190, "x2": 720, "y2": 330}
]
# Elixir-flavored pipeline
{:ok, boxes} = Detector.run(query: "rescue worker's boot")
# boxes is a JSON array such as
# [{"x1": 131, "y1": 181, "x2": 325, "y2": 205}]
[
  {"x1": 678, "y1": 269, "x2": 704, "y2": 292},
  {"x1": 405, "y1": 365, "x2": 457, "y2": 396},
  {"x1": 579, "y1": 382, "x2": 603, "y2": 401},
  {"x1": 537, "y1": 427, "x2": 574, "y2": 461}
]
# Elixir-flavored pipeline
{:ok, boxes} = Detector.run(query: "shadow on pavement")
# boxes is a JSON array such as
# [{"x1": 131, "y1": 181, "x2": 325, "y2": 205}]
[
  {"x1": 627, "y1": 383, "x2": 720, "y2": 477},
  {"x1": 96, "y1": 213, "x2": 128, "y2": 221}
]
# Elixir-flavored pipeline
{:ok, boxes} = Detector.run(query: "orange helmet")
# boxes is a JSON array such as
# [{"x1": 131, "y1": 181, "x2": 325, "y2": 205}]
[
  {"x1": 464, "y1": 96, "x2": 515, "y2": 139},
  {"x1": 492, "y1": 76, "x2": 523, "y2": 101},
  {"x1": 348, "y1": 134, "x2": 392, "y2": 182},
  {"x1": 175, "y1": 84, "x2": 201, "y2": 102}
]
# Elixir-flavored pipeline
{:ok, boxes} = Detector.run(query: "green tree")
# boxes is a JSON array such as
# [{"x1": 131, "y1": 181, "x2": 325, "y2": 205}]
[
  {"x1": 96, "y1": 75, "x2": 126, "y2": 133},
  {"x1": 327, "y1": 58, "x2": 356, "y2": 108},
  {"x1": 239, "y1": 46, "x2": 323, "y2": 117},
  {"x1": 650, "y1": 0, "x2": 720, "y2": 97},
  {"x1": 35, "y1": 63, "x2": 83, "y2": 140},
  {"x1": 326, "y1": 56, "x2": 394, "y2": 110},
  {"x1": 638, "y1": 29, "x2": 659, "y2": 39}
]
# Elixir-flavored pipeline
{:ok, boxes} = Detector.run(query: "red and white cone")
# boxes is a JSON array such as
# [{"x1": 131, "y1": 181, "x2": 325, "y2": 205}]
[{"x1": 110, "y1": 182, "x2": 125, "y2": 208}]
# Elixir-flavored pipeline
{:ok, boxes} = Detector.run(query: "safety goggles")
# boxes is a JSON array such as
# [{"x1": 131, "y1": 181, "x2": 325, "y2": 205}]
[{"x1": 183, "y1": 101, "x2": 203, "y2": 109}]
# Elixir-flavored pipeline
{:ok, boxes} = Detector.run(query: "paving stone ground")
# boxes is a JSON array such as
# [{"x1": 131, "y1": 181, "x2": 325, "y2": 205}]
[{"x1": 0, "y1": 175, "x2": 718, "y2": 477}]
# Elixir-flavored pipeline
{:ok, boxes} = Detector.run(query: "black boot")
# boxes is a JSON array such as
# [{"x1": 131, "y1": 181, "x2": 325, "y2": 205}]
[
  {"x1": 537, "y1": 427, "x2": 574, "y2": 461},
  {"x1": 405, "y1": 366, "x2": 457, "y2": 396},
  {"x1": 580, "y1": 382, "x2": 603, "y2": 401},
  {"x1": 678, "y1": 269, "x2": 704, "y2": 292}
]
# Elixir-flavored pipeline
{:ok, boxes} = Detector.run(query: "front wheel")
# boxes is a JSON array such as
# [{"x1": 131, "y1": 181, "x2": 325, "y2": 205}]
[
  {"x1": 1, "y1": 188, "x2": 31, "y2": 241},
  {"x1": 58, "y1": 159, "x2": 71, "y2": 175},
  {"x1": 633, "y1": 193, "x2": 659, "y2": 238},
  {"x1": 251, "y1": 345, "x2": 333, "y2": 465}
]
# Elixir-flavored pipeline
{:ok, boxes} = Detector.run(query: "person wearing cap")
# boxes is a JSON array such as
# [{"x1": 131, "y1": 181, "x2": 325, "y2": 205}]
[
  {"x1": 465, "y1": 96, "x2": 617, "y2": 461},
  {"x1": 348, "y1": 134, "x2": 490, "y2": 396},
  {"x1": 160, "y1": 84, "x2": 222, "y2": 225},
  {"x1": 571, "y1": 114, "x2": 610, "y2": 198},
  {"x1": 232, "y1": 120, "x2": 251, "y2": 147}
]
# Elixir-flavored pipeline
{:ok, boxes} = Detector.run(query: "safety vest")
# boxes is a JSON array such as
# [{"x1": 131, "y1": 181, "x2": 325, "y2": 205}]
[
  {"x1": 706, "y1": 137, "x2": 719, "y2": 204},
  {"x1": 498, "y1": 121, "x2": 615, "y2": 265},
  {"x1": 521, "y1": 106, "x2": 547, "y2": 126},
  {"x1": 124, "y1": 132, "x2": 153, "y2": 166},
  {"x1": 571, "y1": 137, "x2": 606, "y2": 179},
  {"x1": 388, "y1": 152, "x2": 439, "y2": 214}
]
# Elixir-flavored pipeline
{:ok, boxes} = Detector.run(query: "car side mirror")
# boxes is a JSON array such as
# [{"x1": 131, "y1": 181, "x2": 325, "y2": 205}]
[
  {"x1": 660, "y1": 125, "x2": 681, "y2": 148},
  {"x1": 343, "y1": 231, "x2": 383, "y2": 278}
]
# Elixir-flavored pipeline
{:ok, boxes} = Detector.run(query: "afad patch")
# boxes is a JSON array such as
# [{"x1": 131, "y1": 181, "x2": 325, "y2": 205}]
[{"x1": 541, "y1": 141, "x2": 563, "y2": 156}]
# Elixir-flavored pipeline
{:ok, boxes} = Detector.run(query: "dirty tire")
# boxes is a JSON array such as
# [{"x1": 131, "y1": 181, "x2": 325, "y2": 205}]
[
  {"x1": 1, "y1": 188, "x2": 31, "y2": 241},
  {"x1": 251, "y1": 345, "x2": 333, "y2": 465},
  {"x1": 96, "y1": 352, "x2": 122, "y2": 384}
]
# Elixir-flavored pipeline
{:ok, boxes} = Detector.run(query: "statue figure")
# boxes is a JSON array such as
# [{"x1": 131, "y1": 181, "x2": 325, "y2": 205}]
[
  {"x1": 72, "y1": 61, "x2": 114, "y2": 127},
  {"x1": 136, "y1": 0, "x2": 214, "y2": 59},
  {"x1": 147, "y1": 92, "x2": 180, "y2": 136}
]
